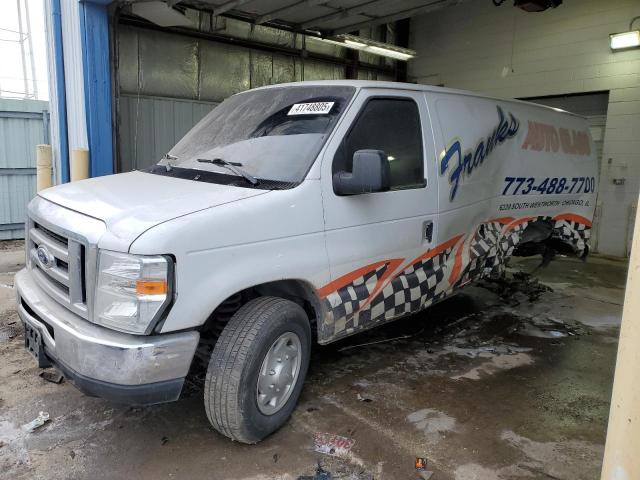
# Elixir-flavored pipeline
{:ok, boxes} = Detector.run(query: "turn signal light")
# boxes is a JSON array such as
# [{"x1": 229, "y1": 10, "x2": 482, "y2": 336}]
[{"x1": 136, "y1": 280, "x2": 168, "y2": 295}]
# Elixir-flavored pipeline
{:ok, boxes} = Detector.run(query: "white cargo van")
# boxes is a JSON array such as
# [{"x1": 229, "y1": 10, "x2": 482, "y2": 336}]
[{"x1": 15, "y1": 81, "x2": 597, "y2": 443}]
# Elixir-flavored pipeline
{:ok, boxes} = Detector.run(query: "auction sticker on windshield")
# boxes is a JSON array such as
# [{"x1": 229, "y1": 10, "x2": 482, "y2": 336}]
[{"x1": 288, "y1": 102, "x2": 334, "y2": 115}]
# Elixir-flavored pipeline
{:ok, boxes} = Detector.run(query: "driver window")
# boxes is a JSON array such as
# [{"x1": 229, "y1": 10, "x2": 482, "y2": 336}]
[{"x1": 333, "y1": 98, "x2": 424, "y2": 190}]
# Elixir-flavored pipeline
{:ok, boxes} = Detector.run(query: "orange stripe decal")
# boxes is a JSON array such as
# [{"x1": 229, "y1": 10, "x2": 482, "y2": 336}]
[
  {"x1": 368, "y1": 234, "x2": 465, "y2": 306},
  {"x1": 488, "y1": 216, "x2": 515, "y2": 225},
  {"x1": 403, "y1": 234, "x2": 464, "y2": 269},
  {"x1": 366, "y1": 258, "x2": 404, "y2": 301},
  {"x1": 317, "y1": 259, "x2": 401, "y2": 299},
  {"x1": 317, "y1": 212, "x2": 592, "y2": 301},
  {"x1": 504, "y1": 216, "x2": 535, "y2": 232},
  {"x1": 448, "y1": 240, "x2": 465, "y2": 284},
  {"x1": 553, "y1": 213, "x2": 592, "y2": 227}
]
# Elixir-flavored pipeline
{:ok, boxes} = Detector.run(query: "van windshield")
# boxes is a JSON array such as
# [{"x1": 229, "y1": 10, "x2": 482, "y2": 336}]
[{"x1": 154, "y1": 86, "x2": 355, "y2": 187}]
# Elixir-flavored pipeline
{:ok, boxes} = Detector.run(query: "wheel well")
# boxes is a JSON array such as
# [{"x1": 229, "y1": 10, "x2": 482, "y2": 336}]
[
  {"x1": 513, "y1": 218, "x2": 584, "y2": 259},
  {"x1": 188, "y1": 280, "x2": 322, "y2": 383}
]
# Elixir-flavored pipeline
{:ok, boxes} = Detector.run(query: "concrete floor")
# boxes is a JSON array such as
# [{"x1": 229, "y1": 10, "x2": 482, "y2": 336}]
[{"x1": 0, "y1": 240, "x2": 627, "y2": 480}]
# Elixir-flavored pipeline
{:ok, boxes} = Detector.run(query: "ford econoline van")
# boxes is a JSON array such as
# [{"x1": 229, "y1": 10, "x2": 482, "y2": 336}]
[{"x1": 15, "y1": 81, "x2": 597, "y2": 443}]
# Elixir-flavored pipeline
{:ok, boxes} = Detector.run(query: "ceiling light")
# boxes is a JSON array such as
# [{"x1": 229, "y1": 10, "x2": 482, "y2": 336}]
[
  {"x1": 318, "y1": 34, "x2": 416, "y2": 61},
  {"x1": 313, "y1": 37, "x2": 348, "y2": 48},
  {"x1": 610, "y1": 30, "x2": 640, "y2": 50},
  {"x1": 611, "y1": 16, "x2": 640, "y2": 51},
  {"x1": 344, "y1": 39, "x2": 367, "y2": 49},
  {"x1": 365, "y1": 46, "x2": 414, "y2": 61}
]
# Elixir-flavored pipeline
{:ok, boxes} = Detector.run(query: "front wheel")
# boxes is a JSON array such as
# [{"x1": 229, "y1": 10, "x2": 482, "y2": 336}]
[{"x1": 204, "y1": 296, "x2": 311, "y2": 443}]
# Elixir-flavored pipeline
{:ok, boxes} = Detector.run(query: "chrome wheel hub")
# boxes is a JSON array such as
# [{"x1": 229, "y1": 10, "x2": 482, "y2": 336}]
[{"x1": 256, "y1": 331, "x2": 301, "y2": 415}]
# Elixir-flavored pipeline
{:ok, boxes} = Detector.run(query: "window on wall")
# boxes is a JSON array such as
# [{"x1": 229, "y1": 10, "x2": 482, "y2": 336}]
[{"x1": 333, "y1": 97, "x2": 424, "y2": 190}]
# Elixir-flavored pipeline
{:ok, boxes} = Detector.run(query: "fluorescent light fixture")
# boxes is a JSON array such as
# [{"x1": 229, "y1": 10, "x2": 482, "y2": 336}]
[
  {"x1": 610, "y1": 30, "x2": 640, "y2": 50},
  {"x1": 366, "y1": 45, "x2": 415, "y2": 61},
  {"x1": 313, "y1": 37, "x2": 348, "y2": 48},
  {"x1": 344, "y1": 39, "x2": 367, "y2": 49},
  {"x1": 318, "y1": 34, "x2": 416, "y2": 61}
]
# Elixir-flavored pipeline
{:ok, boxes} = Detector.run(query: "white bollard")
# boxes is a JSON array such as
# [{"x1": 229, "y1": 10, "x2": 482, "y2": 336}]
[{"x1": 70, "y1": 148, "x2": 89, "y2": 182}]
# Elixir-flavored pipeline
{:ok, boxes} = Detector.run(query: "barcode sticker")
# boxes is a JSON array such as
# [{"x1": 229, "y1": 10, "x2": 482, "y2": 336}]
[{"x1": 288, "y1": 102, "x2": 334, "y2": 115}]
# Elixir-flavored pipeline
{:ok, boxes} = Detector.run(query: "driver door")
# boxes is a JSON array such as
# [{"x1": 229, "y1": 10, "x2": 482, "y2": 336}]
[{"x1": 318, "y1": 89, "x2": 440, "y2": 342}]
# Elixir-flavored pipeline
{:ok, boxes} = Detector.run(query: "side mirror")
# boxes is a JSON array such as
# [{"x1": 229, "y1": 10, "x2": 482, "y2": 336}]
[{"x1": 333, "y1": 149, "x2": 391, "y2": 196}]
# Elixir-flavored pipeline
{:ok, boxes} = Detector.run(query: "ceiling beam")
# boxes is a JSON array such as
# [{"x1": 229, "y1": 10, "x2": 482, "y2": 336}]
[
  {"x1": 330, "y1": 0, "x2": 461, "y2": 35},
  {"x1": 299, "y1": 0, "x2": 388, "y2": 30},
  {"x1": 212, "y1": 0, "x2": 254, "y2": 16},
  {"x1": 255, "y1": 0, "x2": 331, "y2": 25}
]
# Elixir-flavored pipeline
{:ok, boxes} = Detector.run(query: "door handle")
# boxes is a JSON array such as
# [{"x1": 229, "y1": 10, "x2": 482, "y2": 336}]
[{"x1": 423, "y1": 221, "x2": 433, "y2": 243}]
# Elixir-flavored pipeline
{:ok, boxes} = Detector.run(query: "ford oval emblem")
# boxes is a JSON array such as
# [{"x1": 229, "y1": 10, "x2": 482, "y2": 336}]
[{"x1": 36, "y1": 246, "x2": 56, "y2": 269}]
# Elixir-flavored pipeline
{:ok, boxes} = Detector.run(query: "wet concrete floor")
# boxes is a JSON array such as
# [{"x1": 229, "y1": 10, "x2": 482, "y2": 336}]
[{"x1": 0, "y1": 241, "x2": 627, "y2": 480}]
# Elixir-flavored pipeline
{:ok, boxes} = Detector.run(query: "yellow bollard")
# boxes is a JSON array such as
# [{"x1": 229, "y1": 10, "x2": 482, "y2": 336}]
[
  {"x1": 70, "y1": 148, "x2": 89, "y2": 182},
  {"x1": 36, "y1": 144, "x2": 52, "y2": 191},
  {"x1": 601, "y1": 194, "x2": 640, "y2": 480}
]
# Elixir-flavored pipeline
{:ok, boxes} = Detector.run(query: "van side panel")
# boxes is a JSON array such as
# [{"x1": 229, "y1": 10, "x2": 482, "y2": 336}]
[
  {"x1": 430, "y1": 92, "x2": 597, "y2": 290},
  {"x1": 315, "y1": 91, "x2": 596, "y2": 344}
]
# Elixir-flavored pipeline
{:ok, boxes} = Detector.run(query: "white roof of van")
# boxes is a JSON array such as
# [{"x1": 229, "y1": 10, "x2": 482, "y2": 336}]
[{"x1": 251, "y1": 80, "x2": 583, "y2": 118}]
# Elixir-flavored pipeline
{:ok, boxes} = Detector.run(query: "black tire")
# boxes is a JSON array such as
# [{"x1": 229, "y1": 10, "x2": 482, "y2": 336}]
[{"x1": 204, "y1": 296, "x2": 311, "y2": 443}]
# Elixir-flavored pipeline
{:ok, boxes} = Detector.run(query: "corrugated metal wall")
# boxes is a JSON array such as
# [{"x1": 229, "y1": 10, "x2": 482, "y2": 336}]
[
  {"x1": 116, "y1": 14, "x2": 394, "y2": 171},
  {"x1": 118, "y1": 95, "x2": 215, "y2": 173},
  {"x1": 0, "y1": 99, "x2": 50, "y2": 240}
]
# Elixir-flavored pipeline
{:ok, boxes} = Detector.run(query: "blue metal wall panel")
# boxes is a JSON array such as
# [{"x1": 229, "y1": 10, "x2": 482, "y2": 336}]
[
  {"x1": 51, "y1": 0, "x2": 70, "y2": 183},
  {"x1": 80, "y1": 0, "x2": 114, "y2": 177}
]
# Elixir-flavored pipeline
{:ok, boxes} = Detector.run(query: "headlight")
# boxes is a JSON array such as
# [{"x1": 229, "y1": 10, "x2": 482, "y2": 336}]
[{"x1": 94, "y1": 250, "x2": 173, "y2": 334}]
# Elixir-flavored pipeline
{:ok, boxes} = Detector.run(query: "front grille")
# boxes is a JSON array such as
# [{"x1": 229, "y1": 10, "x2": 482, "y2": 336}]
[
  {"x1": 28, "y1": 221, "x2": 88, "y2": 319},
  {"x1": 35, "y1": 223, "x2": 68, "y2": 246}
]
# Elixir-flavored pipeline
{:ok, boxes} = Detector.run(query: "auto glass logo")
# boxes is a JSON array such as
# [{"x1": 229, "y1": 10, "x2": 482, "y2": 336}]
[
  {"x1": 36, "y1": 246, "x2": 55, "y2": 269},
  {"x1": 439, "y1": 106, "x2": 519, "y2": 201}
]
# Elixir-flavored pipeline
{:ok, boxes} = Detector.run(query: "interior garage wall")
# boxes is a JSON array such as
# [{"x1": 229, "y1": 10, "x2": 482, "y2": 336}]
[
  {"x1": 116, "y1": 14, "x2": 395, "y2": 172},
  {"x1": 408, "y1": 0, "x2": 640, "y2": 257}
]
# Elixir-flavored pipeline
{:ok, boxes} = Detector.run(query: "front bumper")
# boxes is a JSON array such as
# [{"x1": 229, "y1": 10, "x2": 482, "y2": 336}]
[{"x1": 14, "y1": 268, "x2": 199, "y2": 405}]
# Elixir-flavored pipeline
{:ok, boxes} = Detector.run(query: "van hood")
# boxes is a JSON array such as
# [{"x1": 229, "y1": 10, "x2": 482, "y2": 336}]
[{"x1": 38, "y1": 171, "x2": 268, "y2": 247}]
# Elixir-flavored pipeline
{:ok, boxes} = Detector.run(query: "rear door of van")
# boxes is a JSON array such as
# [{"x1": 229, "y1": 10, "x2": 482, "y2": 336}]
[{"x1": 317, "y1": 87, "x2": 439, "y2": 342}]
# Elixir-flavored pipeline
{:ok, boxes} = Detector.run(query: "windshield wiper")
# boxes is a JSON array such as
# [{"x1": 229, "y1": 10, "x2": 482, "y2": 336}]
[
  {"x1": 163, "y1": 153, "x2": 178, "y2": 172},
  {"x1": 197, "y1": 158, "x2": 259, "y2": 186}
]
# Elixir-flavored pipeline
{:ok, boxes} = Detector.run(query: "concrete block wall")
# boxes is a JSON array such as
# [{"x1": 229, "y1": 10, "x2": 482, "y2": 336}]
[{"x1": 409, "y1": 0, "x2": 640, "y2": 257}]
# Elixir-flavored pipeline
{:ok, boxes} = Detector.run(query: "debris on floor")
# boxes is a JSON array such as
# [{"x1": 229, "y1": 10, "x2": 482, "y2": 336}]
[
  {"x1": 21, "y1": 411, "x2": 50, "y2": 433},
  {"x1": 479, "y1": 271, "x2": 553, "y2": 305},
  {"x1": 297, "y1": 462, "x2": 332, "y2": 480},
  {"x1": 0, "y1": 323, "x2": 19, "y2": 343},
  {"x1": 313, "y1": 432, "x2": 355, "y2": 457},
  {"x1": 39, "y1": 370, "x2": 64, "y2": 384}
]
